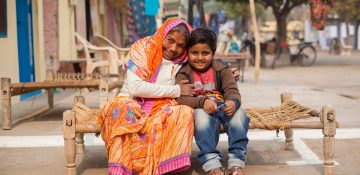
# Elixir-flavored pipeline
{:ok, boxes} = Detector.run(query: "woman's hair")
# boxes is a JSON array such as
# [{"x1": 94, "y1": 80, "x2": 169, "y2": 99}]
[
  {"x1": 187, "y1": 28, "x2": 217, "y2": 54},
  {"x1": 167, "y1": 23, "x2": 191, "y2": 40}
]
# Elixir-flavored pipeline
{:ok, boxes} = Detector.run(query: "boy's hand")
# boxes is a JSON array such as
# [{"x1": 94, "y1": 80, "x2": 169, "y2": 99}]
[
  {"x1": 203, "y1": 99, "x2": 218, "y2": 115},
  {"x1": 179, "y1": 80, "x2": 195, "y2": 96},
  {"x1": 222, "y1": 100, "x2": 236, "y2": 116}
]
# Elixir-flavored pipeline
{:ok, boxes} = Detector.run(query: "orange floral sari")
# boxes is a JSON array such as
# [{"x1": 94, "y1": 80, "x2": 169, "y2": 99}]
[{"x1": 98, "y1": 18, "x2": 194, "y2": 175}]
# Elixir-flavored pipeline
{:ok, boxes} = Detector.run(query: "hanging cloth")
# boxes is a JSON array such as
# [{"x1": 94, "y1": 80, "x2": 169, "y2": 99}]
[{"x1": 309, "y1": 0, "x2": 334, "y2": 30}]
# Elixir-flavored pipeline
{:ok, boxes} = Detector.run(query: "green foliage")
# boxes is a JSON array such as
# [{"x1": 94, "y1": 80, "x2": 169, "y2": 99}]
[
  {"x1": 216, "y1": 0, "x2": 308, "y2": 41},
  {"x1": 216, "y1": 0, "x2": 308, "y2": 21},
  {"x1": 334, "y1": 0, "x2": 360, "y2": 21},
  {"x1": 222, "y1": 1, "x2": 266, "y2": 20},
  {"x1": 223, "y1": 2, "x2": 246, "y2": 19},
  {"x1": 204, "y1": 0, "x2": 224, "y2": 14}
]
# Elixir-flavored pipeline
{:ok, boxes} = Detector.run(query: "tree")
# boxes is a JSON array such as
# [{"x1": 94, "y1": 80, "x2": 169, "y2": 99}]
[
  {"x1": 353, "y1": 1, "x2": 360, "y2": 49},
  {"x1": 334, "y1": 0, "x2": 360, "y2": 47},
  {"x1": 222, "y1": 1, "x2": 267, "y2": 36},
  {"x1": 222, "y1": 1, "x2": 267, "y2": 21},
  {"x1": 188, "y1": 0, "x2": 206, "y2": 27},
  {"x1": 217, "y1": 0, "x2": 308, "y2": 43}
]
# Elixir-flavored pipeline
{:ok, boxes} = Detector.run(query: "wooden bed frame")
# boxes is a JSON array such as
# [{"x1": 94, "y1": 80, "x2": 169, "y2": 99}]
[
  {"x1": 62, "y1": 93, "x2": 338, "y2": 175},
  {"x1": 1, "y1": 73, "x2": 122, "y2": 130}
]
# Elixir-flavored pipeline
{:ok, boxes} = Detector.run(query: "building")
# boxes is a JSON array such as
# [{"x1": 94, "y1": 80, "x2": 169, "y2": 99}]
[
  {"x1": 0, "y1": 0, "x2": 129, "y2": 102},
  {"x1": 0, "y1": 0, "x2": 46, "y2": 101}
]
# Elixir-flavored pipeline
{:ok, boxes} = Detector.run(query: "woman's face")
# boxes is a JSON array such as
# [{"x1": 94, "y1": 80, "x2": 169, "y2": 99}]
[
  {"x1": 162, "y1": 31, "x2": 187, "y2": 60},
  {"x1": 188, "y1": 43, "x2": 213, "y2": 72}
]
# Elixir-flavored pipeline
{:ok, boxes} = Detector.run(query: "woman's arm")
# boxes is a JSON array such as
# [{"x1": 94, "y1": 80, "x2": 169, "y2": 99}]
[{"x1": 127, "y1": 70, "x2": 181, "y2": 98}]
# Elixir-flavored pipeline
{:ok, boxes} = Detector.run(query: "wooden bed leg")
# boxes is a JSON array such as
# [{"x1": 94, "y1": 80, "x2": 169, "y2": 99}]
[
  {"x1": 46, "y1": 70, "x2": 54, "y2": 108},
  {"x1": 99, "y1": 77, "x2": 109, "y2": 108},
  {"x1": 47, "y1": 89, "x2": 54, "y2": 108},
  {"x1": 1, "y1": 78, "x2": 11, "y2": 130},
  {"x1": 281, "y1": 92, "x2": 294, "y2": 150},
  {"x1": 73, "y1": 96, "x2": 85, "y2": 154},
  {"x1": 239, "y1": 59, "x2": 245, "y2": 82},
  {"x1": 75, "y1": 133, "x2": 84, "y2": 154},
  {"x1": 63, "y1": 110, "x2": 77, "y2": 175},
  {"x1": 284, "y1": 129, "x2": 294, "y2": 150},
  {"x1": 321, "y1": 105, "x2": 336, "y2": 175}
]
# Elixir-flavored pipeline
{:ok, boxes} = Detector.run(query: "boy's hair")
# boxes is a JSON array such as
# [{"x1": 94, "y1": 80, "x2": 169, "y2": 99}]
[
  {"x1": 187, "y1": 28, "x2": 217, "y2": 54},
  {"x1": 168, "y1": 23, "x2": 191, "y2": 40}
]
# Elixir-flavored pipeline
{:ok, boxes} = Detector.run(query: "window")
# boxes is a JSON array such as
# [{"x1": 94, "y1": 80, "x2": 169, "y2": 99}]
[{"x1": 0, "y1": 0, "x2": 7, "y2": 37}]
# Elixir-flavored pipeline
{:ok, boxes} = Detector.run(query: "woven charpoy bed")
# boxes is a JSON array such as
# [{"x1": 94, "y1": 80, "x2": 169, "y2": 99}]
[
  {"x1": 1, "y1": 73, "x2": 122, "y2": 130},
  {"x1": 63, "y1": 93, "x2": 338, "y2": 175}
]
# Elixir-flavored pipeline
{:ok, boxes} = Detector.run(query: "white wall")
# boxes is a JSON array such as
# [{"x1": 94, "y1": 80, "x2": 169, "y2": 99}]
[
  {"x1": 0, "y1": 0, "x2": 20, "y2": 104},
  {"x1": 0, "y1": 0, "x2": 46, "y2": 105},
  {"x1": 0, "y1": 0, "x2": 20, "y2": 84},
  {"x1": 58, "y1": 0, "x2": 76, "y2": 61},
  {"x1": 32, "y1": 0, "x2": 46, "y2": 81}
]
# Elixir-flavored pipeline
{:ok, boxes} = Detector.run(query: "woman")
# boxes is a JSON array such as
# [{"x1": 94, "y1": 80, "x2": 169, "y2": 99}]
[{"x1": 98, "y1": 18, "x2": 195, "y2": 175}]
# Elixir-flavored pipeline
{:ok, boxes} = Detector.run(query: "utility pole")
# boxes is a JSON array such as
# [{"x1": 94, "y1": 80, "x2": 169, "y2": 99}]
[{"x1": 249, "y1": 0, "x2": 261, "y2": 84}]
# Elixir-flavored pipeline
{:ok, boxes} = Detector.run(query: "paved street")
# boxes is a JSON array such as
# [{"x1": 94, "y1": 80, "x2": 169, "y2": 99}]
[{"x1": 1, "y1": 52, "x2": 360, "y2": 175}]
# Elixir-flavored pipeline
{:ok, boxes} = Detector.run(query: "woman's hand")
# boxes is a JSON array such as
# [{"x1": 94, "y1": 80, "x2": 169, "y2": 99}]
[
  {"x1": 230, "y1": 67, "x2": 240, "y2": 81},
  {"x1": 203, "y1": 99, "x2": 218, "y2": 115},
  {"x1": 222, "y1": 100, "x2": 236, "y2": 117},
  {"x1": 179, "y1": 80, "x2": 195, "y2": 96}
]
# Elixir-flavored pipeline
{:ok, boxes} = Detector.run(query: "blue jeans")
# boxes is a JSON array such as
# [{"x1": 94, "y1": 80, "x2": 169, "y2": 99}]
[{"x1": 194, "y1": 108, "x2": 250, "y2": 172}]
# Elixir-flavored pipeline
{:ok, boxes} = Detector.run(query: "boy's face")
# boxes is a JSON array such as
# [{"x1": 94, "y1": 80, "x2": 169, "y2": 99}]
[
  {"x1": 162, "y1": 31, "x2": 187, "y2": 61},
  {"x1": 188, "y1": 43, "x2": 213, "y2": 72}
]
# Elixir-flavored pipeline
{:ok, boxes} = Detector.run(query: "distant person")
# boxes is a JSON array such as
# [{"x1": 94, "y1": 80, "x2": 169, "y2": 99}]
[
  {"x1": 176, "y1": 28, "x2": 250, "y2": 175},
  {"x1": 208, "y1": 13, "x2": 220, "y2": 34},
  {"x1": 226, "y1": 31, "x2": 240, "y2": 54}
]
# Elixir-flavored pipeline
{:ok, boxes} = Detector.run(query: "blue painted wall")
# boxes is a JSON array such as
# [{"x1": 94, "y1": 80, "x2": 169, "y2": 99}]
[{"x1": 16, "y1": 0, "x2": 40, "y2": 100}]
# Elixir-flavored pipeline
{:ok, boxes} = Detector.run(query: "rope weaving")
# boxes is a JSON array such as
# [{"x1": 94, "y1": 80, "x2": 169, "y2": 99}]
[
  {"x1": 72, "y1": 99, "x2": 319, "y2": 132},
  {"x1": 44, "y1": 73, "x2": 120, "y2": 82},
  {"x1": 246, "y1": 100, "x2": 319, "y2": 130},
  {"x1": 73, "y1": 102, "x2": 100, "y2": 125},
  {"x1": 9, "y1": 73, "x2": 123, "y2": 97}
]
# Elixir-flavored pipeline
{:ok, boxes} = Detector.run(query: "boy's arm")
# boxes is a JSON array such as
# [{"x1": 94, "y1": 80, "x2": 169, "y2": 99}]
[
  {"x1": 221, "y1": 67, "x2": 242, "y2": 109},
  {"x1": 176, "y1": 96, "x2": 208, "y2": 109},
  {"x1": 175, "y1": 72, "x2": 208, "y2": 108}
]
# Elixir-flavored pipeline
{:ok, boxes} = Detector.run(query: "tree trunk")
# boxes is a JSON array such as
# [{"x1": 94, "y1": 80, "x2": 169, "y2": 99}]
[
  {"x1": 275, "y1": 14, "x2": 288, "y2": 45},
  {"x1": 345, "y1": 16, "x2": 351, "y2": 45},
  {"x1": 188, "y1": 0, "x2": 194, "y2": 26},
  {"x1": 354, "y1": 20, "x2": 360, "y2": 49},
  {"x1": 187, "y1": 0, "x2": 206, "y2": 27},
  {"x1": 195, "y1": 0, "x2": 206, "y2": 27},
  {"x1": 336, "y1": 21, "x2": 341, "y2": 42}
]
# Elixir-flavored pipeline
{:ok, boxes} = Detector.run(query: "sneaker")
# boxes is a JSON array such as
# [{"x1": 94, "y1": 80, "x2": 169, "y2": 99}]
[
  {"x1": 206, "y1": 167, "x2": 225, "y2": 175},
  {"x1": 228, "y1": 167, "x2": 245, "y2": 175}
]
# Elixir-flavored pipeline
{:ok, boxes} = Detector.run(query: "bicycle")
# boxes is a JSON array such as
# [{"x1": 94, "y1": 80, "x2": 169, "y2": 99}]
[
  {"x1": 240, "y1": 39, "x2": 267, "y2": 67},
  {"x1": 271, "y1": 39, "x2": 317, "y2": 69}
]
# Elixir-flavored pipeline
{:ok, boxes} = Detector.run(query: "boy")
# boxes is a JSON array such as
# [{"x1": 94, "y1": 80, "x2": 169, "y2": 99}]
[{"x1": 176, "y1": 28, "x2": 250, "y2": 175}]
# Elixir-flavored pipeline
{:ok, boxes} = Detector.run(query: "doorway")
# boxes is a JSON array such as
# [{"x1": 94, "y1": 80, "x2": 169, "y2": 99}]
[{"x1": 16, "y1": 0, "x2": 40, "y2": 100}]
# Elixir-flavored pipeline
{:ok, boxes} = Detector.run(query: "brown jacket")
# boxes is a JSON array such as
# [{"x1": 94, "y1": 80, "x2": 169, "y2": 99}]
[{"x1": 175, "y1": 60, "x2": 241, "y2": 109}]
